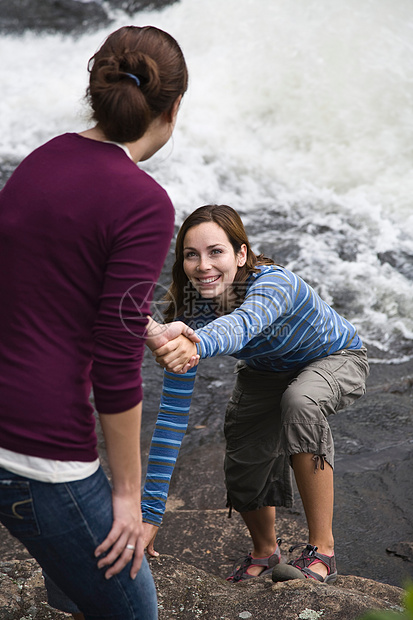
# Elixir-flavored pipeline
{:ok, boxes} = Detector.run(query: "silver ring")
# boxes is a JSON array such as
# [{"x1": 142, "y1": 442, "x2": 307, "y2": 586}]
[{"x1": 126, "y1": 544, "x2": 135, "y2": 551}]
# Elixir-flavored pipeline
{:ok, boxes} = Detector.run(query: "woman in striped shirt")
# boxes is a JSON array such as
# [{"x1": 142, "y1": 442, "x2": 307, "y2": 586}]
[{"x1": 144, "y1": 204, "x2": 369, "y2": 583}]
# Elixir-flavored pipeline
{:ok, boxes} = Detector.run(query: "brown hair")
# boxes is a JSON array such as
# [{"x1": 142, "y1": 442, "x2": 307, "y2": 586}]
[
  {"x1": 86, "y1": 25, "x2": 188, "y2": 143},
  {"x1": 164, "y1": 204, "x2": 276, "y2": 322}
]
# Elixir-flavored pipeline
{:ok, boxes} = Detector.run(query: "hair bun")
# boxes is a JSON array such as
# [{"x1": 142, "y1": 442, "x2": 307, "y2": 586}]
[
  {"x1": 122, "y1": 51, "x2": 161, "y2": 97},
  {"x1": 87, "y1": 25, "x2": 188, "y2": 143}
]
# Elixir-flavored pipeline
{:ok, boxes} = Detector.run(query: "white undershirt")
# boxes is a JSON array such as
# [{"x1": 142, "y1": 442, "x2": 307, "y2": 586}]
[
  {"x1": 104, "y1": 141, "x2": 133, "y2": 159},
  {"x1": 0, "y1": 447, "x2": 100, "y2": 483}
]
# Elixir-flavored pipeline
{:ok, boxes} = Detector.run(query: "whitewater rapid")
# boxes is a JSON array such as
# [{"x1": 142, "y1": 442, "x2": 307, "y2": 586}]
[{"x1": 1, "y1": 0, "x2": 412, "y2": 360}]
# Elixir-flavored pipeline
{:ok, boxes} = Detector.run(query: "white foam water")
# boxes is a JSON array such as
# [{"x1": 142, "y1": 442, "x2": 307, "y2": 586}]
[{"x1": 1, "y1": 0, "x2": 412, "y2": 360}]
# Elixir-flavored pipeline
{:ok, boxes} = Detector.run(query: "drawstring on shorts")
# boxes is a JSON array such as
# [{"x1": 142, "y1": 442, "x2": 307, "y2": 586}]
[
  {"x1": 312, "y1": 454, "x2": 326, "y2": 472},
  {"x1": 226, "y1": 495, "x2": 233, "y2": 518}
]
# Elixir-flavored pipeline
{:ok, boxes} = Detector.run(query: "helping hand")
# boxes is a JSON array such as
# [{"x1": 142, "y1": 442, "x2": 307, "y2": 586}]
[
  {"x1": 146, "y1": 318, "x2": 200, "y2": 352},
  {"x1": 154, "y1": 335, "x2": 199, "y2": 373}
]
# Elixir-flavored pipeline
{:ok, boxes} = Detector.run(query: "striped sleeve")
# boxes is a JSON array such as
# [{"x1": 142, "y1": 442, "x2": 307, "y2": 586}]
[
  {"x1": 141, "y1": 365, "x2": 197, "y2": 526},
  {"x1": 196, "y1": 270, "x2": 293, "y2": 358}
]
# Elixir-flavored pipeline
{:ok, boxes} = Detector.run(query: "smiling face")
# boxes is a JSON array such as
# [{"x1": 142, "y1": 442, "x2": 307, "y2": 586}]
[{"x1": 183, "y1": 221, "x2": 247, "y2": 299}]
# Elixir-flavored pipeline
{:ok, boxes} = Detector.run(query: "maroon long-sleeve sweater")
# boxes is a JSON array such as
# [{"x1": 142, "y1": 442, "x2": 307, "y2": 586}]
[{"x1": 0, "y1": 133, "x2": 174, "y2": 461}]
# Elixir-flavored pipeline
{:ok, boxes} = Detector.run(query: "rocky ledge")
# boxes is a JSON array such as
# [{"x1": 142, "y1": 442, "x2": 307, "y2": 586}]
[
  {"x1": 0, "y1": 554, "x2": 404, "y2": 620},
  {"x1": 0, "y1": 503, "x2": 407, "y2": 619}
]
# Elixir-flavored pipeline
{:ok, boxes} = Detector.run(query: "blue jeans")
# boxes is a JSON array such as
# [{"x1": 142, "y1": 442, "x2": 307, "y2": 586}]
[{"x1": 0, "y1": 466, "x2": 157, "y2": 619}]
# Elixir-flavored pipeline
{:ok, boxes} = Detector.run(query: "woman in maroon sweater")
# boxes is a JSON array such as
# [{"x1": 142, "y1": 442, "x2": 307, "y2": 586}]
[{"x1": 0, "y1": 26, "x2": 188, "y2": 620}]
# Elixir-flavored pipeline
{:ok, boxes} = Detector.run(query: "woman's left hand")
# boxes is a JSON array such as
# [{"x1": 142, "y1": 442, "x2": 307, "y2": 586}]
[
  {"x1": 154, "y1": 336, "x2": 199, "y2": 373},
  {"x1": 142, "y1": 522, "x2": 160, "y2": 557},
  {"x1": 95, "y1": 491, "x2": 144, "y2": 580}
]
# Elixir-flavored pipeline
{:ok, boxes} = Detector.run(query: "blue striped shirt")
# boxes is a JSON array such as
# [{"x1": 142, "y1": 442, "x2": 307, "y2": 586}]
[
  {"x1": 141, "y1": 266, "x2": 362, "y2": 525},
  {"x1": 195, "y1": 266, "x2": 360, "y2": 370}
]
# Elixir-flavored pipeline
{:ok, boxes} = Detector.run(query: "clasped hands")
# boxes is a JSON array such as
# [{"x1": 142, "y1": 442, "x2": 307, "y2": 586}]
[{"x1": 146, "y1": 317, "x2": 200, "y2": 374}]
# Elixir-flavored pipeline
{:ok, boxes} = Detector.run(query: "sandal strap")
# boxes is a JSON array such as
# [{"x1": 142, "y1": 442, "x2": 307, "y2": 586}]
[
  {"x1": 249, "y1": 555, "x2": 276, "y2": 567},
  {"x1": 289, "y1": 543, "x2": 336, "y2": 576},
  {"x1": 299, "y1": 566, "x2": 327, "y2": 582},
  {"x1": 227, "y1": 540, "x2": 282, "y2": 582}
]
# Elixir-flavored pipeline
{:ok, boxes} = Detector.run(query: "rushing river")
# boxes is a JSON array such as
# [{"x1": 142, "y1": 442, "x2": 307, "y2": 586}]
[{"x1": 1, "y1": 0, "x2": 412, "y2": 361}]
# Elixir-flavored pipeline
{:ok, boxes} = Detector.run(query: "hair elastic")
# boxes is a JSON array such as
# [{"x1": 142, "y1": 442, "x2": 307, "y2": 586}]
[{"x1": 124, "y1": 72, "x2": 141, "y2": 87}]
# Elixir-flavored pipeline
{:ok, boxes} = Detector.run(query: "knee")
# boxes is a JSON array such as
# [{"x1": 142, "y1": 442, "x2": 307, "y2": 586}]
[{"x1": 281, "y1": 388, "x2": 318, "y2": 424}]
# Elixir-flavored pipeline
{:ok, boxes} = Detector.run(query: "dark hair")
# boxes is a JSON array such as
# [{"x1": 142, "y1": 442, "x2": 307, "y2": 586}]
[
  {"x1": 86, "y1": 25, "x2": 188, "y2": 143},
  {"x1": 164, "y1": 204, "x2": 276, "y2": 322}
]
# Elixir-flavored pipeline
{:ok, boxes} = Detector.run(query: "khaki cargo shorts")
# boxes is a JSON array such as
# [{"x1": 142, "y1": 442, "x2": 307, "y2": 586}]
[{"x1": 224, "y1": 347, "x2": 369, "y2": 513}]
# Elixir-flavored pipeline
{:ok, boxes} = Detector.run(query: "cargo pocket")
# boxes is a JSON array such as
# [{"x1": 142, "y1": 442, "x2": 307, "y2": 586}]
[
  {"x1": 0, "y1": 479, "x2": 40, "y2": 538},
  {"x1": 311, "y1": 350, "x2": 368, "y2": 412}
]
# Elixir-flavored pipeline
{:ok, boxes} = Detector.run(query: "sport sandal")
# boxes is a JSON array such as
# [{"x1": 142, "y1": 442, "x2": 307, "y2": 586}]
[
  {"x1": 273, "y1": 543, "x2": 337, "y2": 583},
  {"x1": 226, "y1": 539, "x2": 282, "y2": 583}
]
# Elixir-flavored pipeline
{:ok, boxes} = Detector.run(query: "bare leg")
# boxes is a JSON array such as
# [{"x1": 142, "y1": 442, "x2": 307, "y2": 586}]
[
  {"x1": 72, "y1": 614, "x2": 85, "y2": 620},
  {"x1": 292, "y1": 452, "x2": 335, "y2": 579},
  {"x1": 240, "y1": 506, "x2": 278, "y2": 576}
]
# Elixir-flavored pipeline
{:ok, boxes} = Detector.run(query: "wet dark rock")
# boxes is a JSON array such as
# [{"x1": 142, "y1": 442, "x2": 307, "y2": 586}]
[
  {"x1": 110, "y1": 0, "x2": 179, "y2": 14},
  {"x1": 0, "y1": 0, "x2": 110, "y2": 35},
  {"x1": 378, "y1": 250, "x2": 413, "y2": 281},
  {"x1": 337, "y1": 238, "x2": 360, "y2": 262},
  {"x1": 0, "y1": 0, "x2": 178, "y2": 35},
  {"x1": 330, "y1": 288, "x2": 364, "y2": 316},
  {"x1": 0, "y1": 159, "x2": 19, "y2": 189},
  {"x1": 255, "y1": 240, "x2": 301, "y2": 267},
  {"x1": 386, "y1": 542, "x2": 413, "y2": 563}
]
